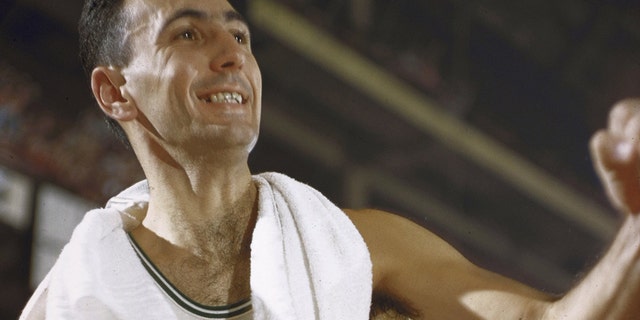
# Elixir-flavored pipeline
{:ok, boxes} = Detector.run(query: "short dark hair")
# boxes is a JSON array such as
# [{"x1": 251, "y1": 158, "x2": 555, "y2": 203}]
[{"x1": 78, "y1": 0, "x2": 132, "y2": 148}]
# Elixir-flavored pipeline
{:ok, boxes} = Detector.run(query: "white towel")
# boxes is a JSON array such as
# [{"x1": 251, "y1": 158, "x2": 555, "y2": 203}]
[
  {"x1": 251, "y1": 172, "x2": 372, "y2": 319},
  {"x1": 20, "y1": 172, "x2": 373, "y2": 319},
  {"x1": 39, "y1": 203, "x2": 176, "y2": 319}
]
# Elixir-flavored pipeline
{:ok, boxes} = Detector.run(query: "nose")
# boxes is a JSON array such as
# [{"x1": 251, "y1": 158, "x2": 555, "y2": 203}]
[{"x1": 209, "y1": 35, "x2": 246, "y2": 72}]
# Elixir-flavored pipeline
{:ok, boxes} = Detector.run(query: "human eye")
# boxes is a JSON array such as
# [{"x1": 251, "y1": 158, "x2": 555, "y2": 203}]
[
  {"x1": 232, "y1": 29, "x2": 250, "y2": 45},
  {"x1": 174, "y1": 28, "x2": 201, "y2": 41}
]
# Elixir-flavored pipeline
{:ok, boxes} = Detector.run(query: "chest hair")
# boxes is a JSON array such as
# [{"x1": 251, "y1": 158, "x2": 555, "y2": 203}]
[{"x1": 157, "y1": 213, "x2": 255, "y2": 306}]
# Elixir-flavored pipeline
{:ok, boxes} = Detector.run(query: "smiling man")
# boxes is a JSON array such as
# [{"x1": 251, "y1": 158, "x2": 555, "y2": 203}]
[{"x1": 20, "y1": 0, "x2": 640, "y2": 319}]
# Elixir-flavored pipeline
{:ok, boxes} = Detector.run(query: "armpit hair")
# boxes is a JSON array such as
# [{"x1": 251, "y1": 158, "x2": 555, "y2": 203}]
[{"x1": 370, "y1": 291, "x2": 420, "y2": 320}]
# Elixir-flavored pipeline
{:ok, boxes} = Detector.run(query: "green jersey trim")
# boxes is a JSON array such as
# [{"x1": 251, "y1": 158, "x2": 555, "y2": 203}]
[{"x1": 127, "y1": 233, "x2": 252, "y2": 319}]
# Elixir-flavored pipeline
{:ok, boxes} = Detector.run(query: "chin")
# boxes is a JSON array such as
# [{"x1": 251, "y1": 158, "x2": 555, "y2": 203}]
[{"x1": 190, "y1": 126, "x2": 258, "y2": 152}]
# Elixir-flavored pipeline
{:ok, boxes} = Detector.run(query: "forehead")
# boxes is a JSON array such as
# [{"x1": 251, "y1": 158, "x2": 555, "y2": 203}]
[{"x1": 124, "y1": 0, "x2": 240, "y2": 33}]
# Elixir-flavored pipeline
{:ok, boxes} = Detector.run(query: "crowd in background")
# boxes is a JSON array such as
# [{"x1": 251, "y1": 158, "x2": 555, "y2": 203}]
[{"x1": 0, "y1": 61, "x2": 144, "y2": 204}]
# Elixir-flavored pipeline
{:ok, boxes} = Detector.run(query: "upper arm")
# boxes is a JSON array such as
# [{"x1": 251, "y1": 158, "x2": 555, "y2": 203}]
[{"x1": 344, "y1": 208, "x2": 555, "y2": 319}]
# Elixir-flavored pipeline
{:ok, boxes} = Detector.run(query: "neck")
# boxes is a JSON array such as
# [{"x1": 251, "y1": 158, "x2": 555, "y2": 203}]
[{"x1": 135, "y1": 143, "x2": 258, "y2": 258}]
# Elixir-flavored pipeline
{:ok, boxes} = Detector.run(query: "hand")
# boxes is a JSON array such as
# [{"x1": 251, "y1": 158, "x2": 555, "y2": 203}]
[{"x1": 591, "y1": 98, "x2": 640, "y2": 215}]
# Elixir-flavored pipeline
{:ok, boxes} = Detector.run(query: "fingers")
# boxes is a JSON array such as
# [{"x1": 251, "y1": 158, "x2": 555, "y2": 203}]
[
  {"x1": 590, "y1": 131, "x2": 640, "y2": 214},
  {"x1": 608, "y1": 99, "x2": 640, "y2": 139},
  {"x1": 592, "y1": 99, "x2": 640, "y2": 214}
]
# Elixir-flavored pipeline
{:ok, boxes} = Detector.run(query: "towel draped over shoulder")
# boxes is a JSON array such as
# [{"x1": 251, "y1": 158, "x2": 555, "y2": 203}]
[{"x1": 20, "y1": 172, "x2": 373, "y2": 319}]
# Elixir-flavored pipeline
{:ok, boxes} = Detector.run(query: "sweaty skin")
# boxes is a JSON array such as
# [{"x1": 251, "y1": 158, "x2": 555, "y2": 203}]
[
  {"x1": 92, "y1": 0, "x2": 261, "y2": 306},
  {"x1": 347, "y1": 100, "x2": 640, "y2": 319},
  {"x1": 91, "y1": 0, "x2": 640, "y2": 317}
]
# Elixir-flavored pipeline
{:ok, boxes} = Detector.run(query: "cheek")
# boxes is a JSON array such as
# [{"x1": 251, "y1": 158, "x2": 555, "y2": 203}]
[
  {"x1": 161, "y1": 51, "x2": 201, "y2": 91},
  {"x1": 136, "y1": 59, "x2": 197, "y2": 105},
  {"x1": 125, "y1": 55, "x2": 165, "y2": 99},
  {"x1": 249, "y1": 61, "x2": 263, "y2": 101}
]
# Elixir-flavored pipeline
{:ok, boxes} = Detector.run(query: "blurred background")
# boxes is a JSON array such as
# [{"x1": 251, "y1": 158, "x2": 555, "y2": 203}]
[{"x1": 1, "y1": 0, "x2": 640, "y2": 317}]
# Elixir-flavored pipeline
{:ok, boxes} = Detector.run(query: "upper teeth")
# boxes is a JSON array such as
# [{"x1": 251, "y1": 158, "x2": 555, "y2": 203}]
[{"x1": 205, "y1": 92, "x2": 243, "y2": 104}]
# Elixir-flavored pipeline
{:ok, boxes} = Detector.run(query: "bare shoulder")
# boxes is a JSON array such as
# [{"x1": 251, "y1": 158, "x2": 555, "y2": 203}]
[
  {"x1": 343, "y1": 208, "x2": 552, "y2": 319},
  {"x1": 343, "y1": 208, "x2": 452, "y2": 247},
  {"x1": 344, "y1": 208, "x2": 469, "y2": 252},
  {"x1": 343, "y1": 208, "x2": 466, "y2": 317},
  {"x1": 343, "y1": 208, "x2": 467, "y2": 283}
]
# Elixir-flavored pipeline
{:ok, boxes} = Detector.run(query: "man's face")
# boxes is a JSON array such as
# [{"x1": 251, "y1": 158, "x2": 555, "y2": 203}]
[{"x1": 119, "y1": 0, "x2": 262, "y2": 154}]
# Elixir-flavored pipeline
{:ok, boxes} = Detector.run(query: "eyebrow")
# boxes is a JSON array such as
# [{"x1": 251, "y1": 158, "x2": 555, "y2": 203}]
[
  {"x1": 224, "y1": 10, "x2": 249, "y2": 26},
  {"x1": 159, "y1": 8, "x2": 249, "y2": 35}
]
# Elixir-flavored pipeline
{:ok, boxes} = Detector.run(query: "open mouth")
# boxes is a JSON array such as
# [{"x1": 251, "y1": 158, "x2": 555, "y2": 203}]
[{"x1": 201, "y1": 92, "x2": 245, "y2": 104}]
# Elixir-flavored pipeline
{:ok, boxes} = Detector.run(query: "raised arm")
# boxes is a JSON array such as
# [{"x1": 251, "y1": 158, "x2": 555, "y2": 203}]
[
  {"x1": 346, "y1": 208, "x2": 554, "y2": 319},
  {"x1": 546, "y1": 99, "x2": 640, "y2": 318},
  {"x1": 346, "y1": 99, "x2": 640, "y2": 319}
]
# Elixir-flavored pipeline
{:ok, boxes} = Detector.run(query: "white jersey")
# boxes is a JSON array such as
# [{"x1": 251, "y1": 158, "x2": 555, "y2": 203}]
[{"x1": 128, "y1": 234, "x2": 253, "y2": 320}]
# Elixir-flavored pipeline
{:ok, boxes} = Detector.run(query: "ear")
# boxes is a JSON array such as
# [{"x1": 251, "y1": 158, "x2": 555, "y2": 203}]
[{"x1": 91, "y1": 66, "x2": 137, "y2": 121}]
